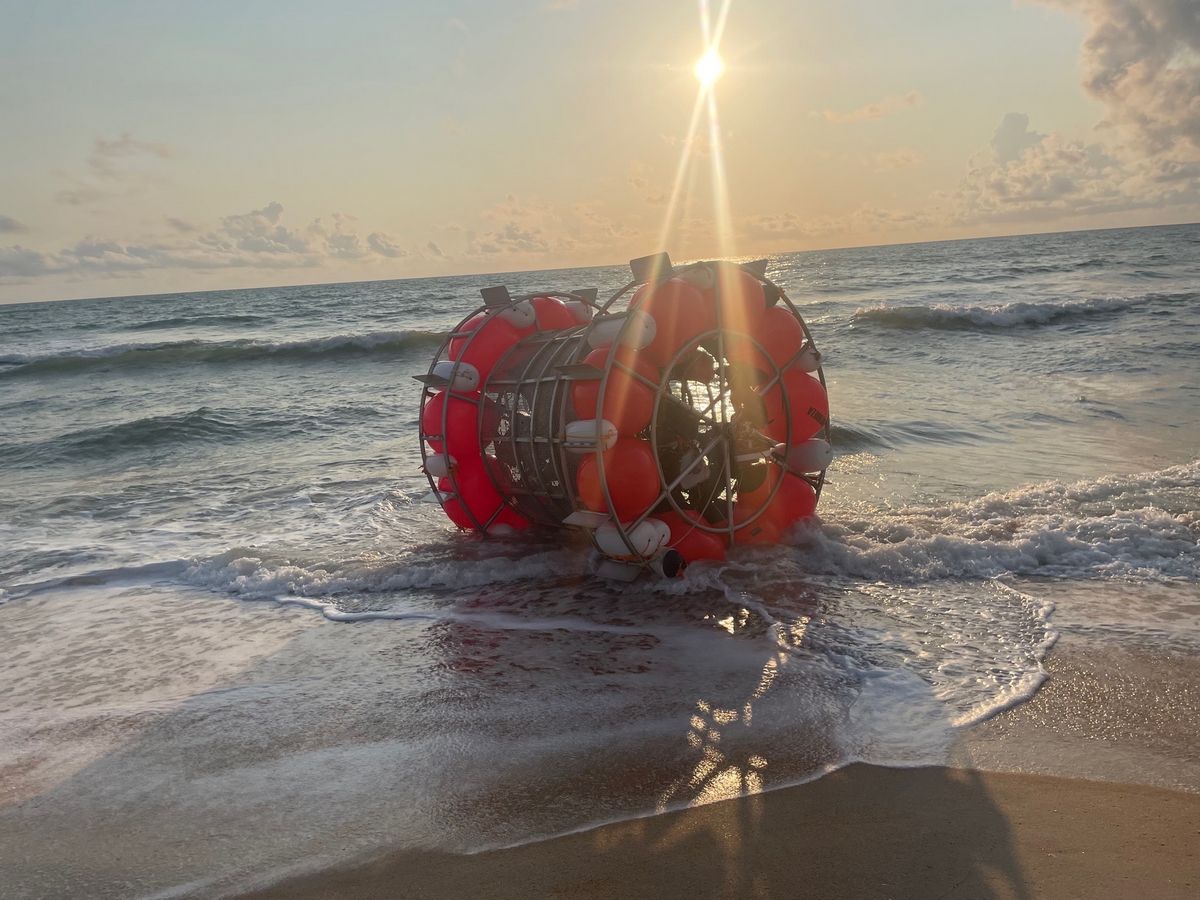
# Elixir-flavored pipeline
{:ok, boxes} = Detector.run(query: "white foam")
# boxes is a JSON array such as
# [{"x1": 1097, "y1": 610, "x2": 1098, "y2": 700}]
[
  {"x1": 851, "y1": 295, "x2": 1152, "y2": 329},
  {"x1": 183, "y1": 545, "x2": 589, "y2": 599},
  {"x1": 792, "y1": 461, "x2": 1199, "y2": 582}
]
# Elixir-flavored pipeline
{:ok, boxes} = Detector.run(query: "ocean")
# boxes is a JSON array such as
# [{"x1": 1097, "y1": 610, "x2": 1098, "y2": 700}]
[{"x1": 1, "y1": 222, "x2": 1198, "y2": 897}]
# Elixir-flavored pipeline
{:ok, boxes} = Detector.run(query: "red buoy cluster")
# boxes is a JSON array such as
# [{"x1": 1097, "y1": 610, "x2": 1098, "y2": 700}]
[{"x1": 417, "y1": 253, "x2": 831, "y2": 579}]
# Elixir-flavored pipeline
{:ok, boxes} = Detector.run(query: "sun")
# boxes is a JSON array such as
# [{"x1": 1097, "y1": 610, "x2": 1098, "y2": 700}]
[{"x1": 693, "y1": 48, "x2": 724, "y2": 88}]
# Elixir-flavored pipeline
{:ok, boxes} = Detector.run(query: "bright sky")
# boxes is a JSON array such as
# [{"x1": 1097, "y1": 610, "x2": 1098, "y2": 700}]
[{"x1": 2, "y1": 0, "x2": 1198, "y2": 303}]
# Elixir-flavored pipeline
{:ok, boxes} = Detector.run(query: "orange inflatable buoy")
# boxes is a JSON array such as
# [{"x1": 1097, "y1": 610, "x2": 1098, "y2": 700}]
[
  {"x1": 757, "y1": 369, "x2": 829, "y2": 443},
  {"x1": 531, "y1": 295, "x2": 579, "y2": 332},
  {"x1": 657, "y1": 509, "x2": 728, "y2": 562},
  {"x1": 422, "y1": 389, "x2": 480, "y2": 455},
  {"x1": 739, "y1": 468, "x2": 818, "y2": 533},
  {"x1": 577, "y1": 437, "x2": 661, "y2": 520},
  {"x1": 729, "y1": 505, "x2": 784, "y2": 545},
  {"x1": 570, "y1": 346, "x2": 660, "y2": 434},
  {"x1": 725, "y1": 305, "x2": 806, "y2": 377},
  {"x1": 632, "y1": 277, "x2": 717, "y2": 368},
  {"x1": 449, "y1": 312, "x2": 523, "y2": 377},
  {"x1": 711, "y1": 263, "x2": 768, "y2": 334},
  {"x1": 438, "y1": 460, "x2": 529, "y2": 532}
]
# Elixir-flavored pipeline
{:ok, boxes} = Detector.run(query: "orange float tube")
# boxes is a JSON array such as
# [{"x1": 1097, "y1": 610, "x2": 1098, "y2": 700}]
[
  {"x1": 530, "y1": 295, "x2": 578, "y2": 332},
  {"x1": 725, "y1": 305, "x2": 806, "y2": 377},
  {"x1": 576, "y1": 437, "x2": 661, "y2": 520},
  {"x1": 631, "y1": 277, "x2": 717, "y2": 368},
  {"x1": 739, "y1": 468, "x2": 818, "y2": 534},
  {"x1": 438, "y1": 459, "x2": 529, "y2": 532},
  {"x1": 757, "y1": 369, "x2": 829, "y2": 443},
  {"x1": 449, "y1": 312, "x2": 524, "y2": 377},
  {"x1": 656, "y1": 509, "x2": 728, "y2": 562},
  {"x1": 570, "y1": 346, "x2": 660, "y2": 434}
]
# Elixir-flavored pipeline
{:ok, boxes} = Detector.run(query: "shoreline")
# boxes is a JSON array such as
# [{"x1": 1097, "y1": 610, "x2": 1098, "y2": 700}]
[{"x1": 240, "y1": 763, "x2": 1200, "y2": 899}]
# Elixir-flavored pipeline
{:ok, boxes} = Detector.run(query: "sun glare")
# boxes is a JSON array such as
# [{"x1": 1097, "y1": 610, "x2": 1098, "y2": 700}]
[{"x1": 694, "y1": 49, "x2": 724, "y2": 88}]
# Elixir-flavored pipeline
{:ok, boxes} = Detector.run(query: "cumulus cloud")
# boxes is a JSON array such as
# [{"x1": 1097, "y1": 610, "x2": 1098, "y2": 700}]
[
  {"x1": 822, "y1": 91, "x2": 922, "y2": 124},
  {"x1": 425, "y1": 240, "x2": 444, "y2": 257},
  {"x1": 1042, "y1": 0, "x2": 1200, "y2": 161},
  {"x1": 955, "y1": 108, "x2": 1200, "y2": 223},
  {"x1": 990, "y1": 113, "x2": 1046, "y2": 164},
  {"x1": 0, "y1": 201, "x2": 423, "y2": 281},
  {"x1": 368, "y1": 232, "x2": 409, "y2": 258},
  {"x1": 955, "y1": 130, "x2": 1128, "y2": 221},
  {"x1": 0, "y1": 215, "x2": 26, "y2": 234}
]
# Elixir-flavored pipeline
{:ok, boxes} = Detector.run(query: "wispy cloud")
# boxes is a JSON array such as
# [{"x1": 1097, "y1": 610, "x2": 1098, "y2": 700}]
[
  {"x1": 56, "y1": 133, "x2": 175, "y2": 206},
  {"x1": 0, "y1": 215, "x2": 26, "y2": 234},
  {"x1": 0, "y1": 201, "x2": 425, "y2": 281},
  {"x1": 822, "y1": 91, "x2": 922, "y2": 124},
  {"x1": 872, "y1": 147, "x2": 923, "y2": 171}
]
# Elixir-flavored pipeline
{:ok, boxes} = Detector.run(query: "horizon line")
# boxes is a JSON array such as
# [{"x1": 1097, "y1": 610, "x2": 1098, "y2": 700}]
[{"x1": 4, "y1": 218, "x2": 1198, "y2": 309}]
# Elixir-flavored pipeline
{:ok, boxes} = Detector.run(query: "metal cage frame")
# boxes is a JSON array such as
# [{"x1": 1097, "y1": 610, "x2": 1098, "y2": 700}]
[{"x1": 416, "y1": 253, "x2": 829, "y2": 578}]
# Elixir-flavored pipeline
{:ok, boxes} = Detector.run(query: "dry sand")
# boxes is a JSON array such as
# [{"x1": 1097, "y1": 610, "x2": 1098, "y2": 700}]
[{"x1": 242, "y1": 763, "x2": 1199, "y2": 900}]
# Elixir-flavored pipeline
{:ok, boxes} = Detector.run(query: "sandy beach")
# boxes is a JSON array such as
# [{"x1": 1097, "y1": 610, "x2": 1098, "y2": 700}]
[{"x1": 242, "y1": 763, "x2": 1199, "y2": 900}]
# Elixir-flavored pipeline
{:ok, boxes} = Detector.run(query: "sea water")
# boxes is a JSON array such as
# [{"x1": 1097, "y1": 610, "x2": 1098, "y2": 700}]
[{"x1": 1, "y1": 223, "x2": 1198, "y2": 896}]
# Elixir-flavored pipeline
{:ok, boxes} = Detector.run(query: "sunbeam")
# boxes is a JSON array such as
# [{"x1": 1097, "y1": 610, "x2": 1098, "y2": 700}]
[{"x1": 657, "y1": 0, "x2": 736, "y2": 258}]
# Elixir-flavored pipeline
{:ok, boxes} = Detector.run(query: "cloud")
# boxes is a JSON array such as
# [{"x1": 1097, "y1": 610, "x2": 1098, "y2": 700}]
[
  {"x1": 0, "y1": 201, "x2": 423, "y2": 281},
  {"x1": 425, "y1": 241, "x2": 444, "y2": 257},
  {"x1": 56, "y1": 133, "x2": 175, "y2": 206},
  {"x1": 743, "y1": 206, "x2": 934, "y2": 242},
  {"x1": 628, "y1": 161, "x2": 668, "y2": 205},
  {"x1": 953, "y1": 113, "x2": 1199, "y2": 223},
  {"x1": 445, "y1": 17, "x2": 467, "y2": 33},
  {"x1": 88, "y1": 133, "x2": 173, "y2": 179},
  {"x1": 0, "y1": 215, "x2": 26, "y2": 234},
  {"x1": 368, "y1": 232, "x2": 409, "y2": 258},
  {"x1": 1041, "y1": 0, "x2": 1200, "y2": 162},
  {"x1": 872, "y1": 147, "x2": 923, "y2": 171},
  {"x1": 822, "y1": 91, "x2": 922, "y2": 124},
  {"x1": 990, "y1": 113, "x2": 1046, "y2": 163}
]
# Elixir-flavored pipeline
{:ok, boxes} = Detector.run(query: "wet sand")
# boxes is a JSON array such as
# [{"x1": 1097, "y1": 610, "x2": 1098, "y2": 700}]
[{"x1": 243, "y1": 763, "x2": 1199, "y2": 900}]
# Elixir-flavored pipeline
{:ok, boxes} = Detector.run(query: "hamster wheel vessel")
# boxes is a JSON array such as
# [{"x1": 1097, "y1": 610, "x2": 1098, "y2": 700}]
[{"x1": 417, "y1": 252, "x2": 831, "y2": 580}]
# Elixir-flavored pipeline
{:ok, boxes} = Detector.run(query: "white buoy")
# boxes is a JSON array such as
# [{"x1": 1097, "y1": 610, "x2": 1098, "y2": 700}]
[
  {"x1": 773, "y1": 438, "x2": 833, "y2": 474},
  {"x1": 563, "y1": 299, "x2": 594, "y2": 324},
  {"x1": 431, "y1": 359, "x2": 480, "y2": 392},
  {"x1": 586, "y1": 309, "x2": 656, "y2": 350},
  {"x1": 423, "y1": 452, "x2": 458, "y2": 479},
  {"x1": 596, "y1": 518, "x2": 671, "y2": 558},
  {"x1": 563, "y1": 418, "x2": 619, "y2": 453},
  {"x1": 498, "y1": 300, "x2": 536, "y2": 329}
]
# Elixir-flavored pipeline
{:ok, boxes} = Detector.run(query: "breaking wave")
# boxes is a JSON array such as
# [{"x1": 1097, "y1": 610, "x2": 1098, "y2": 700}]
[
  {"x1": 0, "y1": 329, "x2": 446, "y2": 378},
  {"x1": 171, "y1": 461, "x2": 1200, "y2": 625},
  {"x1": 792, "y1": 461, "x2": 1200, "y2": 582},
  {"x1": 0, "y1": 404, "x2": 386, "y2": 467},
  {"x1": 120, "y1": 313, "x2": 272, "y2": 331},
  {"x1": 850, "y1": 293, "x2": 1191, "y2": 331}
]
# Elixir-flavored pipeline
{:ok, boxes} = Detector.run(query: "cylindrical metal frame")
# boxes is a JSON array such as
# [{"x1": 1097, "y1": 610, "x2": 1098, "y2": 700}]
[{"x1": 416, "y1": 259, "x2": 830, "y2": 576}]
